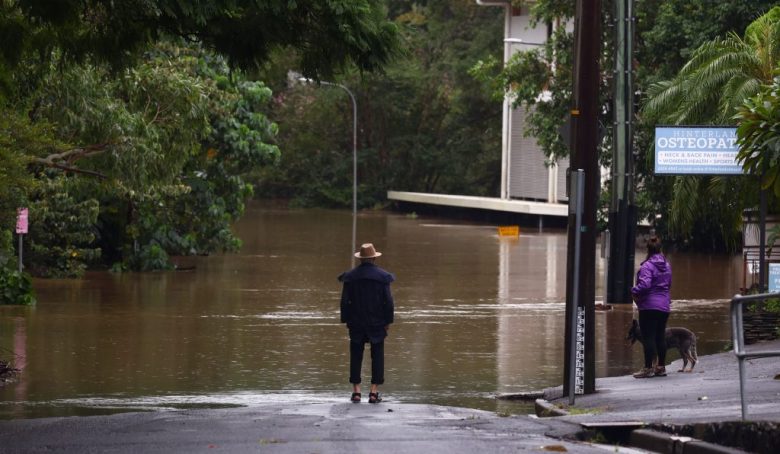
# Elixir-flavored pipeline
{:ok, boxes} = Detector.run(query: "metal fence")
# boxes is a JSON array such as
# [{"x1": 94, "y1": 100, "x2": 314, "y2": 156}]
[{"x1": 730, "y1": 293, "x2": 780, "y2": 420}]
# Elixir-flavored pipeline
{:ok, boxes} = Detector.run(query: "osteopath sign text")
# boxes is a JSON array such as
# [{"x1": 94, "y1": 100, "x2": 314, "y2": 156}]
[{"x1": 654, "y1": 126, "x2": 743, "y2": 175}]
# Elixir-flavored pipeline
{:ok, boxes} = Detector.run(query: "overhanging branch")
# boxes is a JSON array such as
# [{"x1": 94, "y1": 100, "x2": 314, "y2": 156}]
[{"x1": 33, "y1": 143, "x2": 112, "y2": 179}]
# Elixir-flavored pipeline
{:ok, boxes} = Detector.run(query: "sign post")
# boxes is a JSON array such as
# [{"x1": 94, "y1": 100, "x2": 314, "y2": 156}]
[
  {"x1": 568, "y1": 169, "x2": 586, "y2": 404},
  {"x1": 16, "y1": 208, "x2": 28, "y2": 273},
  {"x1": 563, "y1": 0, "x2": 600, "y2": 397}
]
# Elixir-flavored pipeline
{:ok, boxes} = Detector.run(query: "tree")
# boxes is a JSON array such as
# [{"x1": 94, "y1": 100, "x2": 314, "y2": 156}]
[
  {"x1": 26, "y1": 176, "x2": 101, "y2": 277},
  {"x1": 641, "y1": 6, "x2": 780, "y2": 247},
  {"x1": 0, "y1": 0, "x2": 400, "y2": 97},
  {"x1": 735, "y1": 76, "x2": 780, "y2": 195},
  {"x1": 636, "y1": 0, "x2": 778, "y2": 85},
  {"x1": 1, "y1": 42, "x2": 282, "y2": 273},
  {"x1": 257, "y1": 0, "x2": 504, "y2": 207}
]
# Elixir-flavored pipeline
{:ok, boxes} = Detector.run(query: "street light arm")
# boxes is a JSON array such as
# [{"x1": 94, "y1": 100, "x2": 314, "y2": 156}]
[{"x1": 295, "y1": 74, "x2": 358, "y2": 266}]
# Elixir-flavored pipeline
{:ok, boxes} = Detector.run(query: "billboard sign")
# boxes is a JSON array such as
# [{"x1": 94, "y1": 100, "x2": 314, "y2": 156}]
[
  {"x1": 770, "y1": 263, "x2": 780, "y2": 293},
  {"x1": 654, "y1": 126, "x2": 743, "y2": 175}
]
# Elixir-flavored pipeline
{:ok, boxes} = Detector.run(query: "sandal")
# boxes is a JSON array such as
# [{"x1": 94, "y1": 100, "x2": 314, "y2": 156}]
[
  {"x1": 350, "y1": 392, "x2": 361, "y2": 403},
  {"x1": 368, "y1": 392, "x2": 382, "y2": 404}
]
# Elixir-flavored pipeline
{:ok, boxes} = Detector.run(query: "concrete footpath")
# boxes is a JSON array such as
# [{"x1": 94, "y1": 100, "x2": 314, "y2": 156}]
[
  {"x1": 0, "y1": 341, "x2": 777, "y2": 453},
  {"x1": 540, "y1": 339, "x2": 780, "y2": 424},
  {"x1": 535, "y1": 338, "x2": 780, "y2": 453}
]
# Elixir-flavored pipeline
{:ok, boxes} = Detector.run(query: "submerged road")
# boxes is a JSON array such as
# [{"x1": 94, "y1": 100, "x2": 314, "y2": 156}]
[{"x1": 0, "y1": 340, "x2": 777, "y2": 453}]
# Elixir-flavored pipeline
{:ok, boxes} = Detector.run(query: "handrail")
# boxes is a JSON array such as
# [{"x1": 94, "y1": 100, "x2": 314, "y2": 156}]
[{"x1": 730, "y1": 293, "x2": 780, "y2": 420}]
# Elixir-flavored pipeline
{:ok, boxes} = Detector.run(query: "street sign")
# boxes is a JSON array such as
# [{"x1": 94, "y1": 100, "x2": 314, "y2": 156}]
[
  {"x1": 16, "y1": 208, "x2": 28, "y2": 234},
  {"x1": 498, "y1": 226, "x2": 520, "y2": 237}
]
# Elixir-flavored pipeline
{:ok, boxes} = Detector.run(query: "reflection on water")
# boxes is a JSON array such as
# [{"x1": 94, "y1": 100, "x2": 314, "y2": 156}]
[{"x1": 0, "y1": 203, "x2": 742, "y2": 418}]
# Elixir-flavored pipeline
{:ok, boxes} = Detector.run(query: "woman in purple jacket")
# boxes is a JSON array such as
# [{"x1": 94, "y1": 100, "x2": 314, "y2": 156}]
[{"x1": 631, "y1": 235, "x2": 672, "y2": 378}]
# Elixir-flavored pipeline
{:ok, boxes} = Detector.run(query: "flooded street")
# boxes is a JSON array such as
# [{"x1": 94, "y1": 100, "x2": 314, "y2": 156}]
[{"x1": 0, "y1": 202, "x2": 743, "y2": 418}]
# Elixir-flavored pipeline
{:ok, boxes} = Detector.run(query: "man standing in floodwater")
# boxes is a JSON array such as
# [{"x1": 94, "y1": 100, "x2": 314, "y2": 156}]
[{"x1": 338, "y1": 243, "x2": 395, "y2": 404}]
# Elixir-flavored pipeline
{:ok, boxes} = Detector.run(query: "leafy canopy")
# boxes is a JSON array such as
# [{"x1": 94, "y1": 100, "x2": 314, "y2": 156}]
[
  {"x1": 641, "y1": 6, "x2": 780, "y2": 243},
  {"x1": 0, "y1": 0, "x2": 400, "y2": 96}
]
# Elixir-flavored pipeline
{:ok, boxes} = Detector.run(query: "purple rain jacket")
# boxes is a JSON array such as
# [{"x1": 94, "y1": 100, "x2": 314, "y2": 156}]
[
  {"x1": 631, "y1": 253, "x2": 672, "y2": 312},
  {"x1": 339, "y1": 262, "x2": 395, "y2": 343}
]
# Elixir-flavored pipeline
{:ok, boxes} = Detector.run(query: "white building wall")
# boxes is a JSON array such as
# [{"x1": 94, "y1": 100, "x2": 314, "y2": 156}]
[{"x1": 505, "y1": 7, "x2": 569, "y2": 203}]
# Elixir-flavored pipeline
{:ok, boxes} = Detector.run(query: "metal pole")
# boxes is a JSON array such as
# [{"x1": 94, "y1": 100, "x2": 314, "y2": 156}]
[
  {"x1": 607, "y1": 0, "x2": 636, "y2": 304},
  {"x1": 311, "y1": 80, "x2": 358, "y2": 267},
  {"x1": 569, "y1": 169, "x2": 585, "y2": 404},
  {"x1": 760, "y1": 186, "x2": 767, "y2": 291},
  {"x1": 603, "y1": 229, "x2": 610, "y2": 301},
  {"x1": 738, "y1": 357, "x2": 747, "y2": 420},
  {"x1": 18, "y1": 234, "x2": 23, "y2": 273},
  {"x1": 563, "y1": 0, "x2": 601, "y2": 396},
  {"x1": 344, "y1": 85, "x2": 357, "y2": 268}
]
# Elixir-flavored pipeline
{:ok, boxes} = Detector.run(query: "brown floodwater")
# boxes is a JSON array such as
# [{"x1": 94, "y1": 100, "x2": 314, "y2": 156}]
[{"x1": 0, "y1": 202, "x2": 743, "y2": 418}]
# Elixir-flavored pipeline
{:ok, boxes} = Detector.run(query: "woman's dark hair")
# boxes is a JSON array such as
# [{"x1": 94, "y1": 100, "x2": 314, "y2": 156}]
[{"x1": 647, "y1": 235, "x2": 662, "y2": 255}]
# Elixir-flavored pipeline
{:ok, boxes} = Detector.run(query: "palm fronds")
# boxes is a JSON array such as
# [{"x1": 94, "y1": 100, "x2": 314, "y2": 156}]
[{"x1": 643, "y1": 7, "x2": 780, "y2": 249}]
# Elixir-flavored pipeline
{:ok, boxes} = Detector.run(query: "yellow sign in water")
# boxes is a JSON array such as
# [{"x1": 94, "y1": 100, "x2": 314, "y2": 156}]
[{"x1": 498, "y1": 225, "x2": 520, "y2": 237}]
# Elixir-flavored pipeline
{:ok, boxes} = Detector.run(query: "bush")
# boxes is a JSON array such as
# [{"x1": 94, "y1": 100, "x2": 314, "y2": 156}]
[
  {"x1": 0, "y1": 230, "x2": 35, "y2": 305},
  {"x1": 0, "y1": 267, "x2": 35, "y2": 305}
]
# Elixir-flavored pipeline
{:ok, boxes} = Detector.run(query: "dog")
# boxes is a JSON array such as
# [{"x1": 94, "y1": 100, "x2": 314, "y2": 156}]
[{"x1": 626, "y1": 319, "x2": 698, "y2": 372}]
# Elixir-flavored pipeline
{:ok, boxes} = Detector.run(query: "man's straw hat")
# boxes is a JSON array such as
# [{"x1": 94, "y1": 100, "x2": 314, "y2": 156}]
[{"x1": 355, "y1": 243, "x2": 382, "y2": 259}]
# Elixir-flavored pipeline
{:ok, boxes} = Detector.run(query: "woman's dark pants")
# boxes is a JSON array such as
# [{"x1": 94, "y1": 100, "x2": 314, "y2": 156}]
[
  {"x1": 349, "y1": 338, "x2": 384, "y2": 385},
  {"x1": 638, "y1": 309, "x2": 669, "y2": 368}
]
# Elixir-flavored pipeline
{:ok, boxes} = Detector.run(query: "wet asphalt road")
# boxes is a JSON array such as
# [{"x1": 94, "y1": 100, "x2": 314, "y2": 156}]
[
  {"x1": 0, "y1": 401, "x2": 609, "y2": 453},
  {"x1": 0, "y1": 340, "x2": 778, "y2": 453}
]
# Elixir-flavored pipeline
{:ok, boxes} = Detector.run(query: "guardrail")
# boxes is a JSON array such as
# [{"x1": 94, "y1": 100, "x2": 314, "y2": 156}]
[{"x1": 730, "y1": 293, "x2": 780, "y2": 420}]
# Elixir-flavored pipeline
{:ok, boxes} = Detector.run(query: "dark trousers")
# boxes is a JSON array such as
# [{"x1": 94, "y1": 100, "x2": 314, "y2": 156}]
[
  {"x1": 638, "y1": 309, "x2": 669, "y2": 368},
  {"x1": 349, "y1": 339, "x2": 384, "y2": 385}
]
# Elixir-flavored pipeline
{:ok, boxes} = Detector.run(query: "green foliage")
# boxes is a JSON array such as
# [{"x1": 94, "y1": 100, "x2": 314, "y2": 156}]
[
  {"x1": 34, "y1": 57, "x2": 212, "y2": 191},
  {"x1": 636, "y1": 0, "x2": 777, "y2": 85},
  {"x1": 0, "y1": 230, "x2": 35, "y2": 305},
  {"x1": 0, "y1": 0, "x2": 400, "y2": 101},
  {"x1": 0, "y1": 110, "x2": 60, "y2": 231},
  {"x1": 766, "y1": 299, "x2": 780, "y2": 313},
  {"x1": 469, "y1": 2, "x2": 617, "y2": 173},
  {"x1": 6, "y1": 42, "x2": 280, "y2": 272},
  {"x1": 527, "y1": 0, "x2": 574, "y2": 25},
  {"x1": 746, "y1": 297, "x2": 780, "y2": 314},
  {"x1": 26, "y1": 177, "x2": 101, "y2": 278},
  {"x1": 470, "y1": 0, "x2": 779, "y2": 251},
  {"x1": 0, "y1": 42, "x2": 280, "y2": 274},
  {"x1": 0, "y1": 267, "x2": 35, "y2": 305},
  {"x1": 257, "y1": 0, "x2": 503, "y2": 207},
  {"x1": 735, "y1": 76, "x2": 780, "y2": 196},
  {"x1": 2, "y1": 1, "x2": 400, "y2": 277},
  {"x1": 638, "y1": 3, "x2": 780, "y2": 249},
  {"x1": 127, "y1": 242, "x2": 172, "y2": 272}
]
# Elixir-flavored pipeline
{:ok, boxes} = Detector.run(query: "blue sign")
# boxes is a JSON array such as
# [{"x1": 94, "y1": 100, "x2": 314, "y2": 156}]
[
  {"x1": 770, "y1": 263, "x2": 780, "y2": 293},
  {"x1": 654, "y1": 126, "x2": 743, "y2": 175}
]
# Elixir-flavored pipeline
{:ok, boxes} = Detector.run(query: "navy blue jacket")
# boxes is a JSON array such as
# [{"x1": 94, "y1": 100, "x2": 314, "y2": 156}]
[{"x1": 338, "y1": 262, "x2": 395, "y2": 343}]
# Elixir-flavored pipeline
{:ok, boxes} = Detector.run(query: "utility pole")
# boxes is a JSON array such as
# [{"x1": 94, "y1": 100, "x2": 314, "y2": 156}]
[
  {"x1": 563, "y1": 0, "x2": 600, "y2": 396},
  {"x1": 607, "y1": 0, "x2": 637, "y2": 304}
]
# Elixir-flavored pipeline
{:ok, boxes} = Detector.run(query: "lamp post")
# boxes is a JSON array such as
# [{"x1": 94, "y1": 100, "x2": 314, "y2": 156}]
[{"x1": 298, "y1": 77, "x2": 358, "y2": 267}]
